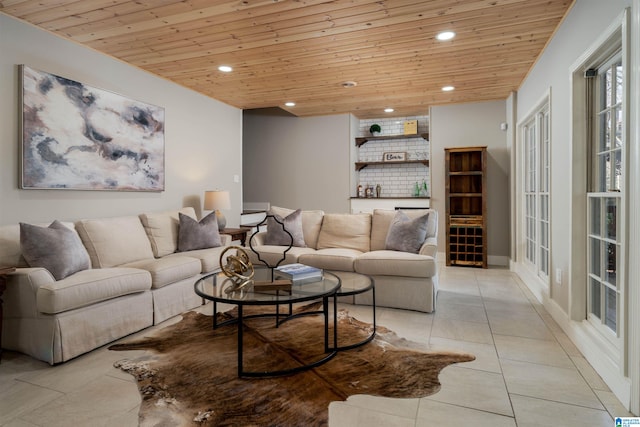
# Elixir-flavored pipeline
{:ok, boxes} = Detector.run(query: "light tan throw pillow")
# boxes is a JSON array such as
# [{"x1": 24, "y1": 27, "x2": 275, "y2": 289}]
[
  {"x1": 269, "y1": 206, "x2": 324, "y2": 249},
  {"x1": 76, "y1": 216, "x2": 154, "y2": 268},
  {"x1": 316, "y1": 213, "x2": 371, "y2": 252},
  {"x1": 140, "y1": 207, "x2": 197, "y2": 257}
]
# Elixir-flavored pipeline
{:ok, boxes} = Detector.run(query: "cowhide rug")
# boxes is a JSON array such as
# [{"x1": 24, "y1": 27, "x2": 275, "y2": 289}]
[{"x1": 110, "y1": 303, "x2": 474, "y2": 426}]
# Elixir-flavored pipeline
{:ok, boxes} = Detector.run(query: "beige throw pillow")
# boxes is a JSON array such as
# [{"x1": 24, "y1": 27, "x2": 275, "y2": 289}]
[
  {"x1": 140, "y1": 207, "x2": 197, "y2": 257},
  {"x1": 316, "y1": 213, "x2": 371, "y2": 252}
]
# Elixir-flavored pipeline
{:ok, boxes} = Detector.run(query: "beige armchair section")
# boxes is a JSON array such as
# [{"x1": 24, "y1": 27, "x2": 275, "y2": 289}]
[
  {"x1": 0, "y1": 208, "x2": 231, "y2": 364},
  {"x1": 249, "y1": 207, "x2": 438, "y2": 312}
]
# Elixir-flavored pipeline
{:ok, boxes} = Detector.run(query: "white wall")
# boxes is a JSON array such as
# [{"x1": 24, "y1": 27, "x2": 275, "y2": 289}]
[
  {"x1": 515, "y1": 0, "x2": 637, "y2": 411},
  {"x1": 431, "y1": 100, "x2": 510, "y2": 263},
  {"x1": 516, "y1": 0, "x2": 632, "y2": 312},
  {"x1": 243, "y1": 110, "x2": 351, "y2": 213},
  {"x1": 0, "y1": 14, "x2": 243, "y2": 226}
]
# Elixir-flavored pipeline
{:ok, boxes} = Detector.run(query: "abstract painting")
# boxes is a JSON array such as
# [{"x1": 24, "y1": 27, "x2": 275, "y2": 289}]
[{"x1": 20, "y1": 65, "x2": 165, "y2": 191}]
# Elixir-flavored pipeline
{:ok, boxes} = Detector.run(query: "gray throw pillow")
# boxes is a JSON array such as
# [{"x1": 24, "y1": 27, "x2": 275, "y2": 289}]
[
  {"x1": 384, "y1": 211, "x2": 430, "y2": 254},
  {"x1": 264, "y1": 208, "x2": 306, "y2": 247},
  {"x1": 177, "y1": 211, "x2": 222, "y2": 252},
  {"x1": 20, "y1": 220, "x2": 91, "y2": 280}
]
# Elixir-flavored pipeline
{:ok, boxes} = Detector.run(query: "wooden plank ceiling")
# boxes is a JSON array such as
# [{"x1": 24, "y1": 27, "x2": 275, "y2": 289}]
[{"x1": 0, "y1": 0, "x2": 574, "y2": 118}]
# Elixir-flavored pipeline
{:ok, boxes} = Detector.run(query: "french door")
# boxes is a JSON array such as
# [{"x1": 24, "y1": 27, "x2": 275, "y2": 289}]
[{"x1": 522, "y1": 105, "x2": 550, "y2": 280}]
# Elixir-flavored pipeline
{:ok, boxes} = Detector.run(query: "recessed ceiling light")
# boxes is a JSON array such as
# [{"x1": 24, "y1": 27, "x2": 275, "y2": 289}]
[
  {"x1": 341, "y1": 81, "x2": 358, "y2": 88},
  {"x1": 384, "y1": 108, "x2": 394, "y2": 113},
  {"x1": 442, "y1": 85, "x2": 455, "y2": 92},
  {"x1": 285, "y1": 102, "x2": 296, "y2": 107},
  {"x1": 218, "y1": 65, "x2": 233, "y2": 72},
  {"x1": 436, "y1": 31, "x2": 456, "y2": 41}
]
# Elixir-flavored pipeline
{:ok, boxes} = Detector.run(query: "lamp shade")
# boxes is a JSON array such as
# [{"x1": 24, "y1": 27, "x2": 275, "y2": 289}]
[{"x1": 204, "y1": 190, "x2": 231, "y2": 211}]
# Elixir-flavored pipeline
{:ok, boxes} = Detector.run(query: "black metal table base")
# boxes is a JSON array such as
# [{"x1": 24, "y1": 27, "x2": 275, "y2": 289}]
[
  {"x1": 209, "y1": 276, "x2": 376, "y2": 378},
  {"x1": 329, "y1": 280, "x2": 376, "y2": 352},
  {"x1": 213, "y1": 296, "x2": 339, "y2": 377}
]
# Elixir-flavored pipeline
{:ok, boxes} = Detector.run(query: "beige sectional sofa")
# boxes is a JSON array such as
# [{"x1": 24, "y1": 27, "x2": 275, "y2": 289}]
[
  {"x1": 0, "y1": 207, "x2": 230, "y2": 364},
  {"x1": 248, "y1": 207, "x2": 439, "y2": 313}
]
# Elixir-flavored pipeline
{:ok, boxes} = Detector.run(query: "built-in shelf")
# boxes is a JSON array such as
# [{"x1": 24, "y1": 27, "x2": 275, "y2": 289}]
[
  {"x1": 355, "y1": 133, "x2": 429, "y2": 147},
  {"x1": 355, "y1": 159, "x2": 429, "y2": 171},
  {"x1": 349, "y1": 196, "x2": 430, "y2": 200}
]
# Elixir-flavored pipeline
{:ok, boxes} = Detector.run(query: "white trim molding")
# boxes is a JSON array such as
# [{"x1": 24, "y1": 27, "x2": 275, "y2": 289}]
[{"x1": 626, "y1": 0, "x2": 640, "y2": 415}]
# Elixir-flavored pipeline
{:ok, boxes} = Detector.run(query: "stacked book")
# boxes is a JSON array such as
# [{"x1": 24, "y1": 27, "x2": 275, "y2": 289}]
[{"x1": 274, "y1": 263, "x2": 323, "y2": 285}]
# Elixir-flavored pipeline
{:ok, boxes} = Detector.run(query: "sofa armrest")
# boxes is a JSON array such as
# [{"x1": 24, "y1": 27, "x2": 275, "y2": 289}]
[
  {"x1": 4, "y1": 267, "x2": 56, "y2": 318},
  {"x1": 248, "y1": 230, "x2": 267, "y2": 246},
  {"x1": 419, "y1": 236, "x2": 438, "y2": 258},
  {"x1": 220, "y1": 234, "x2": 232, "y2": 246}
]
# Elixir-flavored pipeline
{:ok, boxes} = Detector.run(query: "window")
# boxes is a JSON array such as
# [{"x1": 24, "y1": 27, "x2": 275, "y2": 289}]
[
  {"x1": 587, "y1": 54, "x2": 624, "y2": 341},
  {"x1": 522, "y1": 103, "x2": 550, "y2": 280}
]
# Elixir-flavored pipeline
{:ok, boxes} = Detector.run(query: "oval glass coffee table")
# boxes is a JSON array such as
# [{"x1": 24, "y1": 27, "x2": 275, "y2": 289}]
[{"x1": 195, "y1": 266, "x2": 342, "y2": 377}]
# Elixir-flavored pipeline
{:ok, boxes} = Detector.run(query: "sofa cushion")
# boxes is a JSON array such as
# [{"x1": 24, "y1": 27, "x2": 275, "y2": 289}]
[
  {"x1": 371, "y1": 209, "x2": 434, "y2": 251},
  {"x1": 20, "y1": 221, "x2": 91, "y2": 280},
  {"x1": 298, "y1": 248, "x2": 362, "y2": 272},
  {"x1": 384, "y1": 210, "x2": 430, "y2": 254},
  {"x1": 122, "y1": 256, "x2": 201, "y2": 289},
  {"x1": 166, "y1": 245, "x2": 230, "y2": 273},
  {"x1": 248, "y1": 245, "x2": 316, "y2": 268},
  {"x1": 36, "y1": 267, "x2": 152, "y2": 314},
  {"x1": 269, "y1": 206, "x2": 324, "y2": 249},
  {"x1": 355, "y1": 250, "x2": 436, "y2": 278},
  {"x1": 316, "y1": 213, "x2": 371, "y2": 253},
  {"x1": 264, "y1": 208, "x2": 306, "y2": 247},
  {"x1": 177, "y1": 211, "x2": 222, "y2": 252},
  {"x1": 140, "y1": 207, "x2": 197, "y2": 257},
  {"x1": 76, "y1": 216, "x2": 155, "y2": 268}
]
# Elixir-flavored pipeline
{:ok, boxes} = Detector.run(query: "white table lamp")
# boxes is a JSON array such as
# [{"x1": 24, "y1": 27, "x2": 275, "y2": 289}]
[{"x1": 204, "y1": 190, "x2": 231, "y2": 230}]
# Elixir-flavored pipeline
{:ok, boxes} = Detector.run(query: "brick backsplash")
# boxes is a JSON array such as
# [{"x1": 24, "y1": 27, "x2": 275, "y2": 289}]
[{"x1": 357, "y1": 115, "x2": 430, "y2": 197}]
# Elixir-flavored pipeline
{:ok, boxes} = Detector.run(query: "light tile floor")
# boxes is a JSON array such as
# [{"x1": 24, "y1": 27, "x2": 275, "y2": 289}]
[{"x1": 0, "y1": 265, "x2": 634, "y2": 426}]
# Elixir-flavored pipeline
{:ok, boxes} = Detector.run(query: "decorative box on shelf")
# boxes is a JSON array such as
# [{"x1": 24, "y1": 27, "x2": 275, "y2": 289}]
[{"x1": 403, "y1": 120, "x2": 418, "y2": 135}]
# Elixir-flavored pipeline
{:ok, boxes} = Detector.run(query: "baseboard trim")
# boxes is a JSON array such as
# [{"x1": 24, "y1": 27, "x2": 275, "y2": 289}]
[
  {"x1": 511, "y1": 261, "x2": 632, "y2": 411},
  {"x1": 544, "y1": 299, "x2": 631, "y2": 410}
]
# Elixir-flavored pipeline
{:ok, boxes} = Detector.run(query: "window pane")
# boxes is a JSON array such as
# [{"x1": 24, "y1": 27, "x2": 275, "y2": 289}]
[
  {"x1": 599, "y1": 111, "x2": 611, "y2": 151},
  {"x1": 605, "y1": 67, "x2": 613, "y2": 107},
  {"x1": 596, "y1": 153, "x2": 606, "y2": 192},
  {"x1": 591, "y1": 278, "x2": 601, "y2": 318},
  {"x1": 605, "y1": 242, "x2": 617, "y2": 287},
  {"x1": 590, "y1": 237, "x2": 601, "y2": 278},
  {"x1": 540, "y1": 247, "x2": 548, "y2": 275},
  {"x1": 615, "y1": 107, "x2": 623, "y2": 148},
  {"x1": 605, "y1": 286, "x2": 617, "y2": 331},
  {"x1": 604, "y1": 153, "x2": 611, "y2": 192},
  {"x1": 590, "y1": 197, "x2": 601, "y2": 236},
  {"x1": 615, "y1": 63, "x2": 623, "y2": 105},
  {"x1": 613, "y1": 149, "x2": 622, "y2": 191},
  {"x1": 605, "y1": 198, "x2": 617, "y2": 240}
]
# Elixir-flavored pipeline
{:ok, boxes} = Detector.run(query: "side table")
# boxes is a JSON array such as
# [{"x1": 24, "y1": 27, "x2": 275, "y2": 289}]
[
  {"x1": 219, "y1": 227, "x2": 252, "y2": 246},
  {"x1": 0, "y1": 267, "x2": 16, "y2": 362}
]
